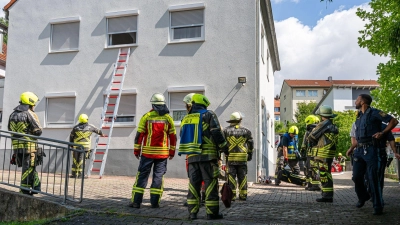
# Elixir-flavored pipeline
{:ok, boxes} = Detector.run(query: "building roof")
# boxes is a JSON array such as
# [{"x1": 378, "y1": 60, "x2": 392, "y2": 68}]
[
  {"x1": 4, "y1": 0, "x2": 16, "y2": 11},
  {"x1": 284, "y1": 79, "x2": 379, "y2": 88}
]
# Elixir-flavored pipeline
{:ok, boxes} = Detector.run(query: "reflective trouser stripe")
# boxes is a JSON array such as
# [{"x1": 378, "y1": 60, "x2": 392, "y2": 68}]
[
  {"x1": 188, "y1": 183, "x2": 200, "y2": 213},
  {"x1": 131, "y1": 172, "x2": 142, "y2": 202},
  {"x1": 239, "y1": 176, "x2": 247, "y2": 198},
  {"x1": 205, "y1": 179, "x2": 217, "y2": 214}
]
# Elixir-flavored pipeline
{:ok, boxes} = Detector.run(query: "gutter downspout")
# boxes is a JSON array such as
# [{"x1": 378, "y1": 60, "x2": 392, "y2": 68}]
[{"x1": 255, "y1": 0, "x2": 262, "y2": 182}]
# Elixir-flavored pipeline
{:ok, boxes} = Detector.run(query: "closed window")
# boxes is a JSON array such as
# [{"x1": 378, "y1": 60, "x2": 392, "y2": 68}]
[
  {"x1": 107, "y1": 16, "x2": 137, "y2": 46},
  {"x1": 275, "y1": 115, "x2": 280, "y2": 121},
  {"x1": 105, "y1": 94, "x2": 136, "y2": 123},
  {"x1": 308, "y1": 90, "x2": 318, "y2": 97},
  {"x1": 169, "y1": 91, "x2": 203, "y2": 122},
  {"x1": 170, "y1": 9, "x2": 204, "y2": 42},
  {"x1": 51, "y1": 22, "x2": 79, "y2": 52},
  {"x1": 46, "y1": 97, "x2": 75, "y2": 125},
  {"x1": 274, "y1": 107, "x2": 280, "y2": 112},
  {"x1": 296, "y1": 90, "x2": 306, "y2": 97}
]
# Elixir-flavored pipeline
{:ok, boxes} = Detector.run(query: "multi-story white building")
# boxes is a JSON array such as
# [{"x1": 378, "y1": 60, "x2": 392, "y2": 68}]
[
  {"x1": 3, "y1": 0, "x2": 280, "y2": 181},
  {"x1": 279, "y1": 77, "x2": 378, "y2": 124}
]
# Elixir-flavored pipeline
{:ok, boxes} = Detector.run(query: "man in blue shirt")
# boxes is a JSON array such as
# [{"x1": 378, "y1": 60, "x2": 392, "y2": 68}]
[{"x1": 352, "y1": 94, "x2": 398, "y2": 215}]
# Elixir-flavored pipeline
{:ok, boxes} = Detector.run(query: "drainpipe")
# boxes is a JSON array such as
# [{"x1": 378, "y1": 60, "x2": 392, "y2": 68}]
[{"x1": 255, "y1": 0, "x2": 262, "y2": 181}]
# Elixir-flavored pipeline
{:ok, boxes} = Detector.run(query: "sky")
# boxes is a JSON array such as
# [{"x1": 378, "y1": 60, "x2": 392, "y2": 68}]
[
  {"x1": 0, "y1": 0, "x2": 8, "y2": 18},
  {"x1": 271, "y1": 0, "x2": 386, "y2": 95}
]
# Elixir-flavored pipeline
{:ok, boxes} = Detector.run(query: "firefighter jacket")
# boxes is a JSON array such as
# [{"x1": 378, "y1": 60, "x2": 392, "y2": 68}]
[
  {"x1": 186, "y1": 104, "x2": 227, "y2": 163},
  {"x1": 301, "y1": 124, "x2": 317, "y2": 157},
  {"x1": 223, "y1": 124, "x2": 254, "y2": 165},
  {"x1": 134, "y1": 109, "x2": 177, "y2": 159},
  {"x1": 69, "y1": 123, "x2": 103, "y2": 150},
  {"x1": 8, "y1": 104, "x2": 42, "y2": 152},
  {"x1": 307, "y1": 119, "x2": 339, "y2": 159},
  {"x1": 179, "y1": 109, "x2": 207, "y2": 155},
  {"x1": 280, "y1": 133, "x2": 297, "y2": 160}
]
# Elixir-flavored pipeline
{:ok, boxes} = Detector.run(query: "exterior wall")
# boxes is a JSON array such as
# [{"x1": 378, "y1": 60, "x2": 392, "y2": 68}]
[
  {"x1": 332, "y1": 88, "x2": 354, "y2": 111},
  {"x1": 279, "y1": 82, "x2": 292, "y2": 125},
  {"x1": 4, "y1": 0, "x2": 262, "y2": 180},
  {"x1": 258, "y1": 10, "x2": 276, "y2": 178},
  {"x1": 291, "y1": 87, "x2": 324, "y2": 122}
]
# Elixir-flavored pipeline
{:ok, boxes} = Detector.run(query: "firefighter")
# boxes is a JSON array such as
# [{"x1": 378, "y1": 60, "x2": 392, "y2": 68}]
[
  {"x1": 275, "y1": 125, "x2": 300, "y2": 185},
  {"x1": 8, "y1": 92, "x2": 43, "y2": 195},
  {"x1": 69, "y1": 114, "x2": 104, "y2": 178},
  {"x1": 179, "y1": 94, "x2": 228, "y2": 220},
  {"x1": 307, "y1": 105, "x2": 339, "y2": 203},
  {"x1": 302, "y1": 115, "x2": 321, "y2": 191},
  {"x1": 223, "y1": 112, "x2": 254, "y2": 201},
  {"x1": 337, "y1": 153, "x2": 346, "y2": 172},
  {"x1": 129, "y1": 93, "x2": 177, "y2": 209}
]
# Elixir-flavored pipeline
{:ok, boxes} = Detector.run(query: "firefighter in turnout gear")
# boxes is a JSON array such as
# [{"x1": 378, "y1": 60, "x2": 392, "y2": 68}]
[
  {"x1": 223, "y1": 112, "x2": 254, "y2": 201},
  {"x1": 178, "y1": 94, "x2": 227, "y2": 220},
  {"x1": 275, "y1": 126, "x2": 300, "y2": 185},
  {"x1": 302, "y1": 115, "x2": 322, "y2": 191},
  {"x1": 69, "y1": 114, "x2": 104, "y2": 178},
  {"x1": 129, "y1": 93, "x2": 177, "y2": 209},
  {"x1": 8, "y1": 92, "x2": 43, "y2": 195},
  {"x1": 307, "y1": 105, "x2": 339, "y2": 203}
]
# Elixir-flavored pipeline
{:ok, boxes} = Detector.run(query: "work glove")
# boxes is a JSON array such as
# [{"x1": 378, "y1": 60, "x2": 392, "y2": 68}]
[
  {"x1": 36, "y1": 150, "x2": 46, "y2": 166},
  {"x1": 85, "y1": 150, "x2": 92, "y2": 160},
  {"x1": 10, "y1": 154, "x2": 16, "y2": 165},
  {"x1": 134, "y1": 149, "x2": 141, "y2": 159},
  {"x1": 247, "y1": 153, "x2": 253, "y2": 161}
]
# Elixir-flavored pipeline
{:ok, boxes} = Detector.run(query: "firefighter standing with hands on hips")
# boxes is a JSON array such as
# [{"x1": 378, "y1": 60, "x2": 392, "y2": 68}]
[
  {"x1": 8, "y1": 92, "x2": 43, "y2": 195},
  {"x1": 69, "y1": 114, "x2": 104, "y2": 178},
  {"x1": 179, "y1": 94, "x2": 228, "y2": 220},
  {"x1": 223, "y1": 112, "x2": 254, "y2": 201},
  {"x1": 129, "y1": 93, "x2": 177, "y2": 209}
]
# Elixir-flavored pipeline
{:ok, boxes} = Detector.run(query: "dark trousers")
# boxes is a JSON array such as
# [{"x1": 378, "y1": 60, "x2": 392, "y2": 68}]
[
  {"x1": 315, "y1": 158, "x2": 333, "y2": 199},
  {"x1": 305, "y1": 156, "x2": 321, "y2": 188},
  {"x1": 187, "y1": 160, "x2": 219, "y2": 216},
  {"x1": 275, "y1": 151, "x2": 300, "y2": 183},
  {"x1": 16, "y1": 151, "x2": 40, "y2": 194},
  {"x1": 228, "y1": 164, "x2": 247, "y2": 200},
  {"x1": 352, "y1": 146, "x2": 383, "y2": 210},
  {"x1": 131, "y1": 156, "x2": 167, "y2": 205},
  {"x1": 71, "y1": 150, "x2": 89, "y2": 177}
]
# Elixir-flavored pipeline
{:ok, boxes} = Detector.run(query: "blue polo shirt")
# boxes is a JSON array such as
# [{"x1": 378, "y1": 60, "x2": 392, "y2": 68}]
[{"x1": 355, "y1": 107, "x2": 393, "y2": 143}]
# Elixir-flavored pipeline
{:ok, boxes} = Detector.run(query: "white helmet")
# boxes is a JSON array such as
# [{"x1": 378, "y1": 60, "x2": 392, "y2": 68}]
[
  {"x1": 183, "y1": 93, "x2": 195, "y2": 106},
  {"x1": 150, "y1": 93, "x2": 165, "y2": 105},
  {"x1": 226, "y1": 112, "x2": 242, "y2": 123}
]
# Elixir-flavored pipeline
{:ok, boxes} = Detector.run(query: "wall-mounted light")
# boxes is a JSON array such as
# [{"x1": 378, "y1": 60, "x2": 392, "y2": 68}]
[{"x1": 238, "y1": 77, "x2": 247, "y2": 86}]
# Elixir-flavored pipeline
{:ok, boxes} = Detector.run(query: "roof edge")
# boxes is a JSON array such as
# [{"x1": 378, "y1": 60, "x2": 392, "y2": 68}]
[{"x1": 4, "y1": 0, "x2": 17, "y2": 11}]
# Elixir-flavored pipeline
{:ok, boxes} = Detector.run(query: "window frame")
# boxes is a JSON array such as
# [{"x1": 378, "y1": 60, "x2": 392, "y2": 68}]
[
  {"x1": 168, "y1": 3, "x2": 205, "y2": 44},
  {"x1": 167, "y1": 85, "x2": 205, "y2": 125},
  {"x1": 49, "y1": 17, "x2": 80, "y2": 53},
  {"x1": 296, "y1": 90, "x2": 306, "y2": 97},
  {"x1": 105, "y1": 10, "x2": 139, "y2": 48},
  {"x1": 103, "y1": 89, "x2": 137, "y2": 127},
  {"x1": 45, "y1": 92, "x2": 76, "y2": 128}
]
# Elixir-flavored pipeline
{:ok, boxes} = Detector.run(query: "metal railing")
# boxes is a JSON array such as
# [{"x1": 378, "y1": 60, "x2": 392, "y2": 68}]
[{"x1": 0, "y1": 130, "x2": 85, "y2": 204}]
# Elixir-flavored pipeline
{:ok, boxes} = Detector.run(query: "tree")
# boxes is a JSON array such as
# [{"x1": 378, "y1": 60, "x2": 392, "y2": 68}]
[
  {"x1": 274, "y1": 121, "x2": 286, "y2": 134},
  {"x1": 333, "y1": 110, "x2": 356, "y2": 157},
  {"x1": 0, "y1": 17, "x2": 8, "y2": 44},
  {"x1": 357, "y1": 0, "x2": 400, "y2": 118},
  {"x1": 292, "y1": 101, "x2": 317, "y2": 148}
]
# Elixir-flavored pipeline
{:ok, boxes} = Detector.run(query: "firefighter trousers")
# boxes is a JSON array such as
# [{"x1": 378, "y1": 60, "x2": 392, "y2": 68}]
[
  {"x1": 187, "y1": 160, "x2": 220, "y2": 216},
  {"x1": 316, "y1": 157, "x2": 333, "y2": 199},
  {"x1": 305, "y1": 156, "x2": 321, "y2": 189},
  {"x1": 16, "y1": 151, "x2": 40, "y2": 194},
  {"x1": 131, "y1": 156, "x2": 167, "y2": 206},
  {"x1": 71, "y1": 150, "x2": 89, "y2": 177},
  {"x1": 228, "y1": 164, "x2": 247, "y2": 200}
]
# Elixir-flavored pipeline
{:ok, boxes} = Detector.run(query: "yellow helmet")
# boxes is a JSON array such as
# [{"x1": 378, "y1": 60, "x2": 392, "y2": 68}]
[
  {"x1": 150, "y1": 93, "x2": 165, "y2": 105},
  {"x1": 227, "y1": 112, "x2": 242, "y2": 123},
  {"x1": 338, "y1": 153, "x2": 342, "y2": 156},
  {"x1": 183, "y1": 93, "x2": 195, "y2": 106},
  {"x1": 305, "y1": 115, "x2": 320, "y2": 125},
  {"x1": 20, "y1": 92, "x2": 39, "y2": 106},
  {"x1": 192, "y1": 94, "x2": 210, "y2": 107},
  {"x1": 396, "y1": 137, "x2": 400, "y2": 143},
  {"x1": 288, "y1": 126, "x2": 299, "y2": 135},
  {"x1": 78, "y1": 114, "x2": 89, "y2": 123}
]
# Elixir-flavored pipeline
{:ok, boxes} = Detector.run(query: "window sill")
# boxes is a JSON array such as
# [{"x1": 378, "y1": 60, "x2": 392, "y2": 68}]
[
  {"x1": 49, "y1": 49, "x2": 79, "y2": 54},
  {"x1": 45, "y1": 124, "x2": 75, "y2": 129},
  {"x1": 168, "y1": 38, "x2": 205, "y2": 44},
  {"x1": 105, "y1": 44, "x2": 137, "y2": 49},
  {"x1": 112, "y1": 123, "x2": 137, "y2": 128}
]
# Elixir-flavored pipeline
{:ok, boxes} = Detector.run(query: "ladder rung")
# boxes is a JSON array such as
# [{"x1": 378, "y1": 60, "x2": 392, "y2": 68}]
[
  {"x1": 120, "y1": 53, "x2": 127, "y2": 56},
  {"x1": 109, "y1": 95, "x2": 118, "y2": 98},
  {"x1": 118, "y1": 60, "x2": 126, "y2": 62},
  {"x1": 105, "y1": 111, "x2": 114, "y2": 114},
  {"x1": 117, "y1": 67, "x2": 124, "y2": 69},
  {"x1": 115, "y1": 74, "x2": 123, "y2": 76},
  {"x1": 98, "y1": 143, "x2": 107, "y2": 146},
  {"x1": 96, "y1": 152, "x2": 105, "y2": 154},
  {"x1": 92, "y1": 168, "x2": 100, "y2": 172},
  {"x1": 113, "y1": 81, "x2": 121, "y2": 84},
  {"x1": 103, "y1": 118, "x2": 112, "y2": 122},
  {"x1": 108, "y1": 104, "x2": 115, "y2": 106},
  {"x1": 111, "y1": 88, "x2": 119, "y2": 90},
  {"x1": 102, "y1": 127, "x2": 110, "y2": 129},
  {"x1": 94, "y1": 160, "x2": 103, "y2": 163}
]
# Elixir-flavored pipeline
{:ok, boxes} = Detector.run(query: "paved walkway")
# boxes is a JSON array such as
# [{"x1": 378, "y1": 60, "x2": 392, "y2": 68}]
[{"x1": 9, "y1": 172, "x2": 400, "y2": 224}]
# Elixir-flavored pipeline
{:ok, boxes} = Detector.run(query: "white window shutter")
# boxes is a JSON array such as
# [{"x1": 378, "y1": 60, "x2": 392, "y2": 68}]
[{"x1": 51, "y1": 22, "x2": 79, "y2": 51}]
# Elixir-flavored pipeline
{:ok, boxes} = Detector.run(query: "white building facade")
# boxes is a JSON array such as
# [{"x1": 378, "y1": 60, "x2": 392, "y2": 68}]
[{"x1": 3, "y1": 0, "x2": 280, "y2": 181}]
